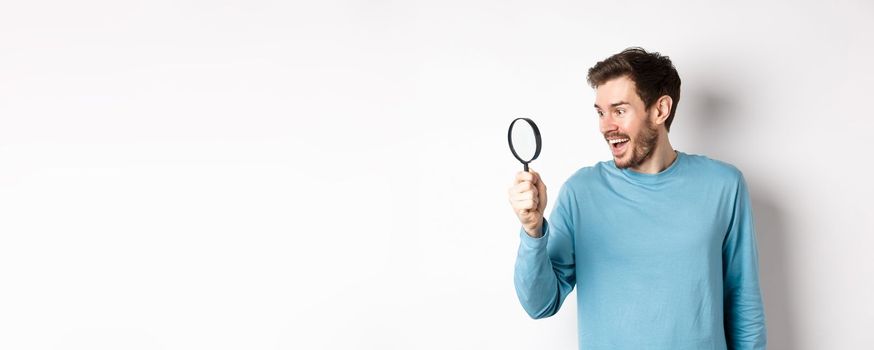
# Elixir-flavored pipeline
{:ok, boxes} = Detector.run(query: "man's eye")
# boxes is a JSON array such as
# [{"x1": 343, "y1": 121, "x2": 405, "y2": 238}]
[
  {"x1": 596, "y1": 111, "x2": 604, "y2": 118},
  {"x1": 617, "y1": 109, "x2": 625, "y2": 115}
]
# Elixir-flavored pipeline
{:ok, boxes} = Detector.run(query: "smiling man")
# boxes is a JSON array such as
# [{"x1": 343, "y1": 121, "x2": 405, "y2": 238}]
[{"x1": 508, "y1": 47, "x2": 767, "y2": 349}]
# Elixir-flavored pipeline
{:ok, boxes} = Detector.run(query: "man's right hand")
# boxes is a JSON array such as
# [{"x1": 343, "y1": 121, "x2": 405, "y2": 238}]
[{"x1": 508, "y1": 169, "x2": 548, "y2": 238}]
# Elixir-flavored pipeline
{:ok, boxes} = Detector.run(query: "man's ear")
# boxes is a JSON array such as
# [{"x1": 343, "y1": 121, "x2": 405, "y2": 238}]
[{"x1": 651, "y1": 95, "x2": 673, "y2": 126}]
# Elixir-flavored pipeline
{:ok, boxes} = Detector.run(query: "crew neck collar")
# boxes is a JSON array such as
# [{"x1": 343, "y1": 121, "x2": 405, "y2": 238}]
[{"x1": 613, "y1": 150, "x2": 684, "y2": 185}]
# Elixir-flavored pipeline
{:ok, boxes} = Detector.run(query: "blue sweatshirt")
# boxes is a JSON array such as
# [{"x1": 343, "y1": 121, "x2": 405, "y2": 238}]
[{"x1": 514, "y1": 151, "x2": 767, "y2": 349}]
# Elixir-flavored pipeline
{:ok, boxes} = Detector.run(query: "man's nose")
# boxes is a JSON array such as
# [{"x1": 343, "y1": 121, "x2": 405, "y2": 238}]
[{"x1": 599, "y1": 116, "x2": 618, "y2": 135}]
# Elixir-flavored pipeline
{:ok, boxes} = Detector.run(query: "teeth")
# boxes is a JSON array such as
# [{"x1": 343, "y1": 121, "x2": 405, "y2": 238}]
[{"x1": 608, "y1": 138, "x2": 629, "y2": 144}]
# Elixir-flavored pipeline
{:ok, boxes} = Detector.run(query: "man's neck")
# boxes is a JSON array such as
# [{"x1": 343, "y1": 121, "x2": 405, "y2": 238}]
[{"x1": 628, "y1": 135, "x2": 677, "y2": 174}]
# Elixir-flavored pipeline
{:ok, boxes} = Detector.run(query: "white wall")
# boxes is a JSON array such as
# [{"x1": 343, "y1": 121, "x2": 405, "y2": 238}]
[{"x1": 1, "y1": 1, "x2": 872, "y2": 349}]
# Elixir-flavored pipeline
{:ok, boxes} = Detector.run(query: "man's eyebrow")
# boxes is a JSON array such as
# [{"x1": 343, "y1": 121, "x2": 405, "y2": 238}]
[{"x1": 593, "y1": 101, "x2": 631, "y2": 109}]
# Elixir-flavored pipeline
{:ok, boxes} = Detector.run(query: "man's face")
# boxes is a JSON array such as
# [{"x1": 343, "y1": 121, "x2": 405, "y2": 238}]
[{"x1": 594, "y1": 75, "x2": 660, "y2": 169}]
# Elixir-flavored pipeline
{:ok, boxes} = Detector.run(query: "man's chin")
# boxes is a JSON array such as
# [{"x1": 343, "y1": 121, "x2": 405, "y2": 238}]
[{"x1": 614, "y1": 156, "x2": 630, "y2": 169}]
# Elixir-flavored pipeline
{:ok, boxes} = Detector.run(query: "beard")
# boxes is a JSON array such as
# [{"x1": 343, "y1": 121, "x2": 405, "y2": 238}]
[{"x1": 613, "y1": 119, "x2": 659, "y2": 169}]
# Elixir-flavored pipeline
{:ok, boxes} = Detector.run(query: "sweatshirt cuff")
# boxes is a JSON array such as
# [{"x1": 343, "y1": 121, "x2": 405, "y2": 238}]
[{"x1": 519, "y1": 218, "x2": 549, "y2": 249}]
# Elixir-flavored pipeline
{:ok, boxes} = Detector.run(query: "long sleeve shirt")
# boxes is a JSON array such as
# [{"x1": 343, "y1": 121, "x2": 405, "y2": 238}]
[{"x1": 514, "y1": 151, "x2": 767, "y2": 349}]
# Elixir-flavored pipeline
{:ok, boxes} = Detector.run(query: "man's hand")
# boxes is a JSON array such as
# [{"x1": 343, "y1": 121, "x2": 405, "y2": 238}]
[{"x1": 508, "y1": 169, "x2": 547, "y2": 238}]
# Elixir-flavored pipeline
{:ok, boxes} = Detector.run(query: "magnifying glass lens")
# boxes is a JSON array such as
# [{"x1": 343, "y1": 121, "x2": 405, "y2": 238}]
[
  {"x1": 511, "y1": 122, "x2": 537, "y2": 160},
  {"x1": 507, "y1": 117, "x2": 542, "y2": 172}
]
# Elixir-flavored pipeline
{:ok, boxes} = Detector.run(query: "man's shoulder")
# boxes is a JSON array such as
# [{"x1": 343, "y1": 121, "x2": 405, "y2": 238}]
[
  {"x1": 569, "y1": 159, "x2": 610, "y2": 178},
  {"x1": 559, "y1": 159, "x2": 614, "y2": 191},
  {"x1": 681, "y1": 151, "x2": 745, "y2": 184}
]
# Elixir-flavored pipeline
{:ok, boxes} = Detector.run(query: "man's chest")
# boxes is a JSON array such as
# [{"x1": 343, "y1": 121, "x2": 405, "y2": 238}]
[{"x1": 572, "y1": 184, "x2": 733, "y2": 260}]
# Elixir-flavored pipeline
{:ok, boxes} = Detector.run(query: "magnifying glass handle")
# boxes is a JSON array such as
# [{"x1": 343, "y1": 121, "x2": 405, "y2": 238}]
[{"x1": 524, "y1": 163, "x2": 529, "y2": 172}]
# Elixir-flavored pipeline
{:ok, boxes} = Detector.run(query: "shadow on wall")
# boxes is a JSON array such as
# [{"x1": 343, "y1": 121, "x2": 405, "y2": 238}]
[
  {"x1": 687, "y1": 83, "x2": 798, "y2": 350},
  {"x1": 750, "y1": 190, "x2": 798, "y2": 350}
]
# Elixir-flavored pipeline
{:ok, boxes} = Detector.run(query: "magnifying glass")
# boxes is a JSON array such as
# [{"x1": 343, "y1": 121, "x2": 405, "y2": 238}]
[{"x1": 507, "y1": 117, "x2": 542, "y2": 172}]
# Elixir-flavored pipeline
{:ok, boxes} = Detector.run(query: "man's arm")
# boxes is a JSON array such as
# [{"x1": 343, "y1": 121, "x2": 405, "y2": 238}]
[
  {"x1": 513, "y1": 182, "x2": 577, "y2": 319},
  {"x1": 722, "y1": 173, "x2": 767, "y2": 349}
]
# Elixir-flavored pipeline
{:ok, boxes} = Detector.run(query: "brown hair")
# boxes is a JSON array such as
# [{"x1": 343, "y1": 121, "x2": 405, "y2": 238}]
[{"x1": 587, "y1": 47, "x2": 681, "y2": 132}]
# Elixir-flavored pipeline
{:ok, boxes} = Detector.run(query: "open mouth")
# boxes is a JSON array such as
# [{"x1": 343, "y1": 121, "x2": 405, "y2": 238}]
[{"x1": 609, "y1": 138, "x2": 630, "y2": 155}]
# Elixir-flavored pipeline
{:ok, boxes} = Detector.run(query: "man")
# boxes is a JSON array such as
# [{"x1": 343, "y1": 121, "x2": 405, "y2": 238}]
[{"x1": 508, "y1": 47, "x2": 767, "y2": 349}]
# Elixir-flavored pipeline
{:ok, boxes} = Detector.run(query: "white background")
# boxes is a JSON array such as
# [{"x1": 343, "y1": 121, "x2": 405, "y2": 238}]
[{"x1": 1, "y1": 1, "x2": 872, "y2": 349}]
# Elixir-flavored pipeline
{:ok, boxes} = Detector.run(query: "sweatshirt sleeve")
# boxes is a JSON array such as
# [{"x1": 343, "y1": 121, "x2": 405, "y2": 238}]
[
  {"x1": 513, "y1": 182, "x2": 577, "y2": 319},
  {"x1": 722, "y1": 173, "x2": 768, "y2": 349}
]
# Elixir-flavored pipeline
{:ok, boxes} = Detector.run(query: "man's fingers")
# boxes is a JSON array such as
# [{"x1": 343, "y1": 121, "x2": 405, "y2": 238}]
[
  {"x1": 513, "y1": 191, "x2": 536, "y2": 201},
  {"x1": 535, "y1": 175, "x2": 546, "y2": 192},
  {"x1": 529, "y1": 169, "x2": 539, "y2": 183},
  {"x1": 510, "y1": 170, "x2": 542, "y2": 212},
  {"x1": 515, "y1": 185, "x2": 538, "y2": 200},
  {"x1": 511, "y1": 181, "x2": 531, "y2": 193},
  {"x1": 515, "y1": 171, "x2": 536, "y2": 184},
  {"x1": 512, "y1": 197, "x2": 535, "y2": 209},
  {"x1": 510, "y1": 190, "x2": 537, "y2": 202}
]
